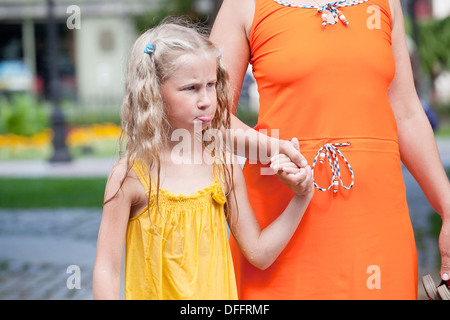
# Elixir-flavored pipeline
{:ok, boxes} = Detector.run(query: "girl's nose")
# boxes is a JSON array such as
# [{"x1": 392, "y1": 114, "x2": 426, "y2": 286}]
[{"x1": 198, "y1": 88, "x2": 212, "y2": 109}]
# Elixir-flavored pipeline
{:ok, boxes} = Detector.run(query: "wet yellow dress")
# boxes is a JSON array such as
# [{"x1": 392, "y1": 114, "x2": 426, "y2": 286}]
[{"x1": 124, "y1": 160, "x2": 237, "y2": 300}]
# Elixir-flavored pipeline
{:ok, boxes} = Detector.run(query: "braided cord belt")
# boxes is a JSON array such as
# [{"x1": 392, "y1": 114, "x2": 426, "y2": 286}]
[{"x1": 311, "y1": 142, "x2": 354, "y2": 193}]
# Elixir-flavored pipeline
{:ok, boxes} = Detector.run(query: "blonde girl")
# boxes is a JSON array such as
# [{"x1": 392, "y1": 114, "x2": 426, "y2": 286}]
[{"x1": 93, "y1": 19, "x2": 313, "y2": 300}]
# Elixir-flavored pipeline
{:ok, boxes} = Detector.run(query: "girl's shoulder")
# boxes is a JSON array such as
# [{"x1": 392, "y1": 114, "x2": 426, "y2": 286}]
[
  {"x1": 109, "y1": 157, "x2": 129, "y2": 176},
  {"x1": 104, "y1": 158, "x2": 146, "y2": 204},
  {"x1": 107, "y1": 158, "x2": 138, "y2": 187},
  {"x1": 105, "y1": 158, "x2": 128, "y2": 190}
]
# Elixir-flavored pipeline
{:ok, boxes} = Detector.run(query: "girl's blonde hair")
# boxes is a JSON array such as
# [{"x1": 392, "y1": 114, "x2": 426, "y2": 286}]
[{"x1": 109, "y1": 18, "x2": 234, "y2": 216}]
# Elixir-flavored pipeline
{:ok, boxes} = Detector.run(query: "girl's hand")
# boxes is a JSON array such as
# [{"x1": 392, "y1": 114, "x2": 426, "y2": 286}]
[
  {"x1": 270, "y1": 139, "x2": 314, "y2": 197},
  {"x1": 270, "y1": 153, "x2": 300, "y2": 175}
]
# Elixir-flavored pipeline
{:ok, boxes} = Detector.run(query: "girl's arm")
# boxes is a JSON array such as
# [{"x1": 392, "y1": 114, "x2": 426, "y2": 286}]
[
  {"x1": 228, "y1": 115, "x2": 308, "y2": 169},
  {"x1": 93, "y1": 161, "x2": 136, "y2": 299},
  {"x1": 388, "y1": 0, "x2": 450, "y2": 280},
  {"x1": 227, "y1": 160, "x2": 314, "y2": 270}
]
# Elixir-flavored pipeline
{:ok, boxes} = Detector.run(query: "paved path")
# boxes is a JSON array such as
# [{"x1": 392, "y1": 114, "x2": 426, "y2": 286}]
[
  {"x1": 0, "y1": 156, "x2": 121, "y2": 300},
  {"x1": 0, "y1": 157, "x2": 117, "y2": 178},
  {"x1": 0, "y1": 209, "x2": 104, "y2": 300}
]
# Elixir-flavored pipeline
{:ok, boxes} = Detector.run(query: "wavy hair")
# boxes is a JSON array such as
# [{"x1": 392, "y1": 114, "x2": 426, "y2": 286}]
[{"x1": 107, "y1": 18, "x2": 235, "y2": 218}]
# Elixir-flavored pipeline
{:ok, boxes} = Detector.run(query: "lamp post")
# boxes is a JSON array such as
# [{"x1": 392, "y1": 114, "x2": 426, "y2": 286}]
[{"x1": 47, "y1": 0, "x2": 71, "y2": 162}]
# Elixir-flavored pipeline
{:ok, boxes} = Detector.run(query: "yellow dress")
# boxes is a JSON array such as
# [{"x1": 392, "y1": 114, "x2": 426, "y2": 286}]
[{"x1": 124, "y1": 160, "x2": 237, "y2": 300}]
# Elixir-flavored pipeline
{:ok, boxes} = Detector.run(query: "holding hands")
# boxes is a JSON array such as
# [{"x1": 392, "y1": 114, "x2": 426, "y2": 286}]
[{"x1": 270, "y1": 137, "x2": 314, "y2": 197}]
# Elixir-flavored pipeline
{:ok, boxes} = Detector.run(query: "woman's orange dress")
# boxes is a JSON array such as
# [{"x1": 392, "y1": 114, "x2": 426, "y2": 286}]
[{"x1": 229, "y1": 0, "x2": 418, "y2": 299}]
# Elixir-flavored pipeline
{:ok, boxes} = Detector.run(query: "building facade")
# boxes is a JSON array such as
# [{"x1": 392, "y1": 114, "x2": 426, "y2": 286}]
[{"x1": 0, "y1": 0, "x2": 213, "y2": 109}]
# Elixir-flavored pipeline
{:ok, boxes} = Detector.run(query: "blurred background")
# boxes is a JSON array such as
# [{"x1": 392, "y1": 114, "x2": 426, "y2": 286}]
[{"x1": 0, "y1": 0, "x2": 449, "y2": 300}]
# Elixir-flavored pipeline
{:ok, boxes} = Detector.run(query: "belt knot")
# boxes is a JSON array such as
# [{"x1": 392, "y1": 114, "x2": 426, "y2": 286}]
[{"x1": 312, "y1": 142, "x2": 354, "y2": 193}]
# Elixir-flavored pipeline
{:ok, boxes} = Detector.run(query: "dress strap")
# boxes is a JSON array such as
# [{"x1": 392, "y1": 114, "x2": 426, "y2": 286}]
[
  {"x1": 132, "y1": 159, "x2": 155, "y2": 191},
  {"x1": 212, "y1": 156, "x2": 224, "y2": 185},
  {"x1": 211, "y1": 155, "x2": 228, "y2": 205}
]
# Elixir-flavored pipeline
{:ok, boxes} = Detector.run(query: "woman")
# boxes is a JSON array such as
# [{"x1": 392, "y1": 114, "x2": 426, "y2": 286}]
[{"x1": 210, "y1": 0, "x2": 450, "y2": 299}]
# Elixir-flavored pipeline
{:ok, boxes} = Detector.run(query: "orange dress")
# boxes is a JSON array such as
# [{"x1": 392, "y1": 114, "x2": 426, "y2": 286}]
[{"x1": 230, "y1": 0, "x2": 418, "y2": 299}]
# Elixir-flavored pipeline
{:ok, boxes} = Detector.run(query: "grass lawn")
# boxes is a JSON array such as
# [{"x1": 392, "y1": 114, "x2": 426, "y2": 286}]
[{"x1": 0, "y1": 177, "x2": 107, "y2": 208}]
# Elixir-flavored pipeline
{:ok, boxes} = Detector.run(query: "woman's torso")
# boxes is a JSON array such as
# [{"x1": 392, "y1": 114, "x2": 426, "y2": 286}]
[
  {"x1": 249, "y1": 0, "x2": 397, "y2": 142},
  {"x1": 230, "y1": 0, "x2": 418, "y2": 300}
]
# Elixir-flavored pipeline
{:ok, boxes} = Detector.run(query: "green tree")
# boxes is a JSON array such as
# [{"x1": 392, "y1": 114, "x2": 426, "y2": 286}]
[
  {"x1": 134, "y1": 0, "x2": 207, "y2": 32},
  {"x1": 418, "y1": 16, "x2": 450, "y2": 81}
]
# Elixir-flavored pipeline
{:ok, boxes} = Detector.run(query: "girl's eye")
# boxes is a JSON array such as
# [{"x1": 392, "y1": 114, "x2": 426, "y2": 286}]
[
  {"x1": 184, "y1": 86, "x2": 195, "y2": 91},
  {"x1": 207, "y1": 82, "x2": 216, "y2": 88}
]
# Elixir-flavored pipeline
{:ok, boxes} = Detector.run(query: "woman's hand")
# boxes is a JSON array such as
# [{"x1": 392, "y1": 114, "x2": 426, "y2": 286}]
[
  {"x1": 439, "y1": 216, "x2": 450, "y2": 281},
  {"x1": 277, "y1": 137, "x2": 308, "y2": 169},
  {"x1": 271, "y1": 138, "x2": 314, "y2": 196}
]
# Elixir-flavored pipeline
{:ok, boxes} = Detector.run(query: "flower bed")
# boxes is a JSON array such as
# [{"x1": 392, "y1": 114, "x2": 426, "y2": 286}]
[{"x1": 0, "y1": 123, "x2": 122, "y2": 160}]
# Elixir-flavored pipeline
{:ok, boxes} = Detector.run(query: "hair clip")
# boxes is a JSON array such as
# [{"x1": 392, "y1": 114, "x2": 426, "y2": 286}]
[
  {"x1": 218, "y1": 48, "x2": 223, "y2": 59},
  {"x1": 144, "y1": 42, "x2": 155, "y2": 54}
]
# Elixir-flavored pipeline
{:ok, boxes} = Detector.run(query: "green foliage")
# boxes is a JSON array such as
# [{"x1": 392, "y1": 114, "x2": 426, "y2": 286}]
[
  {"x1": 417, "y1": 16, "x2": 450, "y2": 77},
  {"x1": 0, "y1": 94, "x2": 49, "y2": 136},
  {"x1": 236, "y1": 106, "x2": 259, "y2": 128},
  {"x1": 134, "y1": 0, "x2": 207, "y2": 32},
  {"x1": 0, "y1": 177, "x2": 107, "y2": 208}
]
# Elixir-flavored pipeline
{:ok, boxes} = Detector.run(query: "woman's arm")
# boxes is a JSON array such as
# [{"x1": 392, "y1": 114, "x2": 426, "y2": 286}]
[
  {"x1": 93, "y1": 161, "x2": 136, "y2": 299},
  {"x1": 227, "y1": 160, "x2": 313, "y2": 270},
  {"x1": 388, "y1": 0, "x2": 450, "y2": 280},
  {"x1": 210, "y1": 0, "x2": 308, "y2": 172},
  {"x1": 210, "y1": 0, "x2": 253, "y2": 114}
]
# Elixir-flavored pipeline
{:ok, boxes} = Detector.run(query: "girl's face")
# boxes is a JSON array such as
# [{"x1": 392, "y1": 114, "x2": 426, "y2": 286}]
[{"x1": 161, "y1": 52, "x2": 218, "y2": 134}]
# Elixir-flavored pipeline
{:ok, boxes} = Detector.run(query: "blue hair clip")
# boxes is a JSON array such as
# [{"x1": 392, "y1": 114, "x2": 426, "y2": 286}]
[{"x1": 144, "y1": 42, "x2": 155, "y2": 54}]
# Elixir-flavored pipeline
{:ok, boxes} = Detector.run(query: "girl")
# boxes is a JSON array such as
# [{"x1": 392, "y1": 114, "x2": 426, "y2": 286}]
[{"x1": 93, "y1": 20, "x2": 313, "y2": 300}]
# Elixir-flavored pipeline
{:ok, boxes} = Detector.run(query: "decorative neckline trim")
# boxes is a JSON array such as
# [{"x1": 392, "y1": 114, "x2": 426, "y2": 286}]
[{"x1": 272, "y1": 0, "x2": 370, "y2": 26}]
